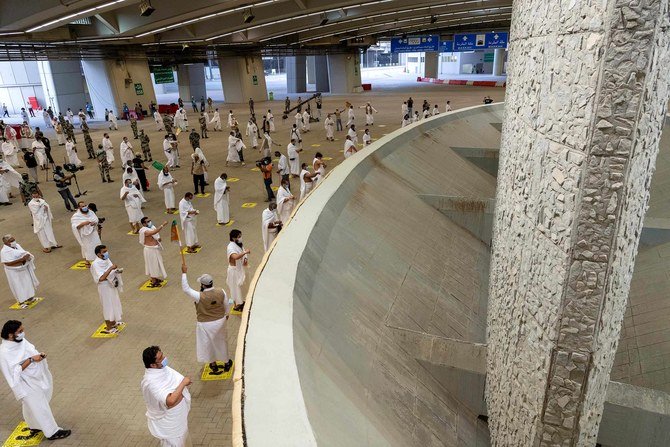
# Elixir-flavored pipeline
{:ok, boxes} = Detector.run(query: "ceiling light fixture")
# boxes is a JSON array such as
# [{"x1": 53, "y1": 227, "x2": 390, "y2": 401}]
[{"x1": 26, "y1": 0, "x2": 129, "y2": 33}]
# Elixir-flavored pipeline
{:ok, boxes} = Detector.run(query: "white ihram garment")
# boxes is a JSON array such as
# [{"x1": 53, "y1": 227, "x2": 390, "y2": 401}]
[
  {"x1": 246, "y1": 123, "x2": 258, "y2": 147},
  {"x1": 261, "y1": 208, "x2": 279, "y2": 252},
  {"x1": 90, "y1": 257, "x2": 123, "y2": 322},
  {"x1": 227, "y1": 136, "x2": 241, "y2": 163},
  {"x1": 28, "y1": 199, "x2": 58, "y2": 249},
  {"x1": 158, "y1": 171, "x2": 176, "y2": 209},
  {"x1": 0, "y1": 339, "x2": 60, "y2": 437},
  {"x1": 210, "y1": 112, "x2": 222, "y2": 130},
  {"x1": 347, "y1": 127, "x2": 358, "y2": 144},
  {"x1": 324, "y1": 118, "x2": 334, "y2": 139},
  {"x1": 65, "y1": 141, "x2": 82, "y2": 166},
  {"x1": 266, "y1": 112, "x2": 275, "y2": 132},
  {"x1": 2, "y1": 141, "x2": 19, "y2": 166},
  {"x1": 179, "y1": 198, "x2": 198, "y2": 247},
  {"x1": 120, "y1": 141, "x2": 133, "y2": 166},
  {"x1": 120, "y1": 185, "x2": 146, "y2": 223},
  {"x1": 154, "y1": 111, "x2": 164, "y2": 130},
  {"x1": 31, "y1": 140, "x2": 46, "y2": 167},
  {"x1": 0, "y1": 162, "x2": 21, "y2": 202},
  {"x1": 1, "y1": 243, "x2": 39, "y2": 303},
  {"x1": 299, "y1": 169, "x2": 314, "y2": 200},
  {"x1": 213, "y1": 177, "x2": 230, "y2": 224},
  {"x1": 287, "y1": 144, "x2": 300, "y2": 175},
  {"x1": 226, "y1": 241, "x2": 246, "y2": 305},
  {"x1": 70, "y1": 210, "x2": 101, "y2": 262},
  {"x1": 276, "y1": 185, "x2": 294, "y2": 223},
  {"x1": 139, "y1": 226, "x2": 167, "y2": 279},
  {"x1": 141, "y1": 366, "x2": 191, "y2": 446},
  {"x1": 102, "y1": 137, "x2": 115, "y2": 164}
]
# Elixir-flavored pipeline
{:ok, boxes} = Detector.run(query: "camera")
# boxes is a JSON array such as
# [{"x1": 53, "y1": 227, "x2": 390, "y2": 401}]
[
  {"x1": 255, "y1": 157, "x2": 271, "y2": 168},
  {"x1": 63, "y1": 163, "x2": 84, "y2": 173}
]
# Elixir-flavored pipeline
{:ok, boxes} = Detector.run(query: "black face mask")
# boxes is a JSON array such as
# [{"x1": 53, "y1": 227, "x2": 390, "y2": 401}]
[{"x1": 235, "y1": 240, "x2": 243, "y2": 248}]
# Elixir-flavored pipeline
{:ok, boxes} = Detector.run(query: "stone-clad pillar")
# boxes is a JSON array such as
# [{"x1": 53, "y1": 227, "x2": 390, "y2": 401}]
[{"x1": 486, "y1": 1, "x2": 670, "y2": 446}]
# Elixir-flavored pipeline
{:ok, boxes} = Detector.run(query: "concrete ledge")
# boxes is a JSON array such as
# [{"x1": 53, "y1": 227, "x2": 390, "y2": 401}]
[{"x1": 417, "y1": 76, "x2": 507, "y2": 87}]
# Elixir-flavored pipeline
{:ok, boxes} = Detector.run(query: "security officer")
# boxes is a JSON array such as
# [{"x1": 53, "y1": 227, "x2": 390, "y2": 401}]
[
  {"x1": 64, "y1": 120, "x2": 76, "y2": 143},
  {"x1": 162, "y1": 114, "x2": 173, "y2": 134},
  {"x1": 130, "y1": 116, "x2": 139, "y2": 139},
  {"x1": 139, "y1": 129, "x2": 152, "y2": 161},
  {"x1": 199, "y1": 113, "x2": 208, "y2": 139},
  {"x1": 96, "y1": 144, "x2": 113, "y2": 183},
  {"x1": 189, "y1": 128, "x2": 200, "y2": 150},
  {"x1": 81, "y1": 121, "x2": 95, "y2": 159}
]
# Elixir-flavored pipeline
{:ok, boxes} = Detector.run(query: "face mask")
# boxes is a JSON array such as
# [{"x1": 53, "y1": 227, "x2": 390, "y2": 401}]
[
  {"x1": 147, "y1": 221, "x2": 153, "y2": 228},
  {"x1": 9, "y1": 241, "x2": 16, "y2": 248},
  {"x1": 236, "y1": 238, "x2": 243, "y2": 247},
  {"x1": 161, "y1": 357, "x2": 168, "y2": 368},
  {"x1": 102, "y1": 252, "x2": 109, "y2": 260},
  {"x1": 14, "y1": 332, "x2": 24, "y2": 342},
  {"x1": 81, "y1": 207, "x2": 89, "y2": 213}
]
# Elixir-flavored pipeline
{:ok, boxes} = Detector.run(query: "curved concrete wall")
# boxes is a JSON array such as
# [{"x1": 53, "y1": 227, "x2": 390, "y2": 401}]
[{"x1": 239, "y1": 104, "x2": 504, "y2": 446}]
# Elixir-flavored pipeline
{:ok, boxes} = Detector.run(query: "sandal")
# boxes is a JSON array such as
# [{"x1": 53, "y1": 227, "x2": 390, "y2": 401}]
[{"x1": 47, "y1": 429, "x2": 71, "y2": 440}]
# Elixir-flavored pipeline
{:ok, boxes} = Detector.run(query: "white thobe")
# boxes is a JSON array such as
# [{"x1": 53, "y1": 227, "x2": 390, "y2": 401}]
[
  {"x1": 324, "y1": 118, "x2": 334, "y2": 139},
  {"x1": 246, "y1": 123, "x2": 258, "y2": 147},
  {"x1": 1, "y1": 244, "x2": 39, "y2": 304},
  {"x1": 402, "y1": 104, "x2": 408, "y2": 117},
  {"x1": 346, "y1": 108, "x2": 355, "y2": 126},
  {"x1": 120, "y1": 141, "x2": 134, "y2": 166},
  {"x1": 158, "y1": 172, "x2": 176, "y2": 209},
  {"x1": 294, "y1": 112, "x2": 302, "y2": 129},
  {"x1": 401, "y1": 118, "x2": 411, "y2": 127},
  {"x1": 446, "y1": 103, "x2": 453, "y2": 112},
  {"x1": 347, "y1": 128, "x2": 358, "y2": 144},
  {"x1": 121, "y1": 185, "x2": 145, "y2": 223},
  {"x1": 432, "y1": 107, "x2": 440, "y2": 116},
  {"x1": 210, "y1": 112, "x2": 222, "y2": 130},
  {"x1": 227, "y1": 136, "x2": 241, "y2": 163},
  {"x1": 0, "y1": 339, "x2": 60, "y2": 437},
  {"x1": 174, "y1": 110, "x2": 186, "y2": 130},
  {"x1": 181, "y1": 275, "x2": 230, "y2": 363},
  {"x1": 300, "y1": 169, "x2": 314, "y2": 200},
  {"x1": 364, "y1": 106, "x2": 377, "y2": 125},
  {"x1": 226, "y1": 242, "x2": 246, "y2": 305},
  {"x1": 363, "y1": 133, "x2": 372, "y2": 145},
  {"x1": 141, "y1": 367, "x2": 191, "y2": 446},
  {"x1": 28, "y1": 199, "x2": 57, "y2": 249},
  {"x1": 261, "y1": 208, "x2": 279, "y2": 252},
  {"x1": 260, "y1": 134, "x2": 273, "y2": 158},
  {"x1": 154, "y1": 111, "x2": 164, "y2": 130},
  {"x1": 65, "y1": 141, "x2": 82, "y2": 166},
  {"x1": 91, "y1": 257, "x2": 123, "y2": 322},
  {"x1": 0, "y1": 161, "x2": 21, "y2": 203},
  {"x1": 344, "y1": 140, "x2": 357, "y2": 158},
  {"x1": 276, "y1": 186, "x2": 294, "y2": 223},
  {"x1": 139, "y1": 227, "x2": 167, "y2": 279},
  {"x1": 179, "y1": 199, "x2": 198, "y2": 247},
  {"x1": 277, "y1": 154, "x2": 289, "y2": 177},
  {"x1": 163, "y1": 139, "x2": 176, "y2": 167},
  {"x1": 102, "y1": 137, "x2": 115, "y2": 164},
  {"x1": 2, "y1": 141, "x2": 19, "y2": 166},
  {"x1": 312, "y1": 158, "x2": 326, "y2": 187},
  {"x1": 213, "y1": 178, "x2": 230, "y2": 224},
  {"x1": 227, "y1": 113, "x2": 234, "y2": 128},
  {"x1": 302, "y1": 111, "x2": 310, "y2": 131},
  {"x1": 31, "y1": 140, "x2": 46, "y2": 167},
  {"x1": 70, "y1": 210, "x2": 101, "y2": 262},
  {"x1": 290, "y1": 128, "x2": 301, "y2": 148},
  {"x1": 109, "y1": 114, "x2": 118, "y2": 129},
  {"x1": 266, "y1": 113, "x2": 275, "y2": 132},
  {"x1": 287, "y1": 144, "x2": 300, "y2": 175}
]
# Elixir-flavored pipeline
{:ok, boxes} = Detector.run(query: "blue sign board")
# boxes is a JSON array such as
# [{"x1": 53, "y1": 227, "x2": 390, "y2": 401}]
[
  {"x1": 439, "y1": 41, "x2": 453, "y2": 52},
  {"x1": 453, "y1": 32, "x2": 508, "y2": 51},
  {"x1": 391, "y1": 35, "x2": 440, "y2": 53}
]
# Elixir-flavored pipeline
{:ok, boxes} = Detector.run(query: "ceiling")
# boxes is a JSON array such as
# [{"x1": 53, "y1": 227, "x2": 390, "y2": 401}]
[{"x1": 0, "y1": 0, "x2": 512, "y2": 61}]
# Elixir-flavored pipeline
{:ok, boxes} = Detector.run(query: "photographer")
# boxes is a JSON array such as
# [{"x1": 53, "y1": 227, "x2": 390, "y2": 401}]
[
  {"x1": 53, "y1": 165, "x2": 78, "y2": 211},
  {"x1": 257, "y1": 156, "x2": 274, "y2": 202}
]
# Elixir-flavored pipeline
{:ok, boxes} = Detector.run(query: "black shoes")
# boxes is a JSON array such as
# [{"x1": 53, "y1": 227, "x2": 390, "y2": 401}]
[{"x1": 48, "y1": 429, "x2": 72, "y2": 440}]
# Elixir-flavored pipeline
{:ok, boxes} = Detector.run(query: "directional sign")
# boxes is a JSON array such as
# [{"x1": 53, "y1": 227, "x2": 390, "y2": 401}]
[
  {"x1": 390, "y1": 35, "x2": 440, "y2": 53},
  {"x1": 152, "y1": 66, "x2": 175, "y2": 84},
  {"x1": 453, "y1": 32, "x2": 508, "y2": 51},
  {"x1": 439, "y1": 40, "x2": 454, "y2": 52}
]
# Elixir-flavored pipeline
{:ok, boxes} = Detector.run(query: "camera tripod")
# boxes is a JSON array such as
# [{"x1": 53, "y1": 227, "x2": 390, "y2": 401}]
[{"x1": 70, "y1": 172, "x2": 87, "y2": 197}]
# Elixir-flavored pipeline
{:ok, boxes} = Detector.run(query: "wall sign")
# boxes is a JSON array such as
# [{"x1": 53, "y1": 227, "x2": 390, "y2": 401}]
[
  {"x1": 453, "y1": 32, "x2": 508, "y2": 51},
  {"x1": 391, "y1": 35, "x2": 440, "y2": 53},
  {"x1": 134, "y1": 83, "x2": 144, "y2": 95},
  {"x1": 152, "y1": 66, "x2": 175, "y2": 84}
]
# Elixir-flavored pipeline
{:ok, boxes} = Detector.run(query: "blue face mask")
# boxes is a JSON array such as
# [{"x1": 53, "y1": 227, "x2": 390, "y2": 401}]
[
  {"x1": 102, "y1": 252, "x2": 109, "y2": 260},
  {"x1": 81, "y1": 207, "x2": 89, "y2": 213},
  {"x1": 161, "y1": 357, "x2": 168, "y2": 368},
  {"x1": 147, "y1": 221, "x2": 153, "y2": 228}
]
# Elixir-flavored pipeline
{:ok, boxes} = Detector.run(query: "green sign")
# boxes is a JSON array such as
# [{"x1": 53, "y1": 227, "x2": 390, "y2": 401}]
[
  {"x1": 252, "y1": 75, "x2": 258, "y2": 86},
  {"x1": 134, "y1": 83, "x2": 144, "y2": 95},
  {"x1": 152, "y1": 66, "x2": 175, "y2": 84},
  {"x1": 484, "y1": 52, "x2": 495, "y2": 63}
]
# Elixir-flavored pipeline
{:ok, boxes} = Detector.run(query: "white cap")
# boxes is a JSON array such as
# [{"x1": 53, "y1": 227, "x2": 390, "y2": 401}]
[{"x1": 197, "y1": 274, "x2": 213, "y2": 285}]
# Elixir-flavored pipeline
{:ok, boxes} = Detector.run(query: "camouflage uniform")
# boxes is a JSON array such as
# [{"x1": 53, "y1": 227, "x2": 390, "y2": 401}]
[
  {"x1": 199, "y1": 115, "x2": 208, "y2": 139},
  {"x1": 162, "y1": 115, "x2": 173, "y2": 134},
  {"x1": 19, "y1": 178, "x2": 39, "y2": 205},
  {"x1": 64, "y1": 121, "x2": 76, "y2": 143},
  {"x1": 140, "y1": 130, "x2": 152, "y2": 161},
  {"x1": 96, "y1": 147, "x2": 112, "y2": 182},
  {"x1": 130, "y1": 117, "x2": 139, "y2": 139},
  {"x1": 189, "y1": 129, "x2": 200, "y2": 150},
  {"x1": 81, "y1": 122, "x2": 95, "y2": 159}
]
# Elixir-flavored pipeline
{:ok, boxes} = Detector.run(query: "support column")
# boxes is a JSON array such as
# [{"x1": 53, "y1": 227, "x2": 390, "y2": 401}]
[
  {"x1": 217, "y1": 52, "x2": 267, "y2": 104},
  {"x1": 286, "y1": 56, "x2": 307, "y2": 94},
  {"x1": 327, "y1": 53, "x2": 362, "y2": 94},
  {"x1": 487, "y1": 2, "x2": 670, "y2": 447},
  {"x1": 37, "y1": 60, "x2": 89, "y2": 115},
  {"x1": 492, "y1": 49, "x2": 505, "y2": 76},
  {"x1": 314, "y1": 55, "x2": 330, "y2": 93},
  {"x1": 423, "y1": 51, "x2": 439, "y2": 78},
  {"x1": 306, "y1": 56, "x2": 316, "y2": 85},
  {"x1": 177, "y1": 63, "x2": 207, "y2": 103}
]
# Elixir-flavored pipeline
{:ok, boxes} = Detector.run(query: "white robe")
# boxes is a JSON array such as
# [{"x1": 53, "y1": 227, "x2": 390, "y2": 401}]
[
  {"x1": 179, "y1": 198, "x2": 198, "y2": 247},
  {"x1": 246, "y1": 122, "x2": 258, "y2": 147},
  {"x1": 31, "y1": 140, "x2": 46, "y2": 167},
  {"x1": 139, "y1": 226, "x2": 167, "y2": 279},
  {"x1": 227, "y1": 113, "x2": 235, "y2": 128},
  {"x1": 0, "y1": 339, "x2": 60, "y2": 437},
  {"x1": 65, "y1": 141, "x2": 82, "y2": 166},
  {"x1": 302, "y1": 111, "x2": 310, "y2": 131},
  {"x1": 181, "y1": 275, "x2": 231, "y2": 363},
  {"x1": 227, "y1": 136, "x2": 241, "y2": 163},
  {"x1": 1, "y1": 243, "x2": 39, "y2": 303},
  {"x1": 347, "y1": 127, "x2": 358, "y2": 144},
  {"x1": 363, "y1": 133, "x2": 372, "y2": 145},
  {"x1": 346, "y1": 108, "x2": 355, "y2": 126},
  {"x1": 261, "y1": 208, "x2": 279, "y2": 252},
  {"x1": 120, "y1": 141, "x2": 134, "y2": 166},
  {"x1": 344, "y1": 140, "x2": 357, "y2": 158},
  {"x1": 287, "y1": 144, "x2": 300, "y2": 175},
  {"x1": 158, "y1": 171, "x2": 176, "y2": 209},
  {"x1": 312, "y1": 158, "x2": 326, "y2": 187},
  {"x1": 324, "y1": 118, "x2": 334, "y2": 139},
  {"x1": 28, "y1": 199, "x2": 57, "y2": 249},
  {"x1": 213, "y1": 178, "x2": 230, "y2": 224},
  {"x1": 0, "y1": 161, "x2": 21, "y2": 203},
  {"x1": 276, "y1": 186, "x2": 294, "y2": 223},
  {"x1": 163, "y1": 139, "x2": 176, "y2": 167},
  {"x1": 2, "y1": 141, "x2": 19, "y2": 166},
  {"x1": 260, "y1": 134, "x2": 274, "y2": 158},
  {"x1": 363, "y1": 105, "x2": 377, "y2": 125},
  {"x1": 277, "y1": 154, "x2": 289, "y2": 177},
  {"x1": 300, "y1": 169, "x2": 314, "y2": 200},
  {"x1": 102, "y1": 137, "x2": 115, "y2": 164},
  {"x1": 210, "y1": 112, "x2": 222, "y2": 130},
  {"x1": 70, "y1": 210, "x2": 101, "y2": 262},
  {"x1": 154, "y1": 111, "x2": 164, "y2": 130},
  {"x1": 294, "y1": 112, "x2": 302, "y2": 129},
  {"x1": 120, "y1": 185, "x2": 146, "y2": 223},
  {"x1": 174, "y1": 110, "x2": 186, "y2": 131},
  {"x1": 266, "y1": 112, "x2": 275, "y2": 132},
  {"x1": 226, "y1": 241, "x2": 246, "y2": 305},
  {"x1": 141, "y1": 367, "x2": 191, "y2": 445},
  {"x1": 91, "y1": 257, "x2": 123, "y2": 322},
  {"x1": 109, "y1": 114, "x2": 118, "y2": 129}
]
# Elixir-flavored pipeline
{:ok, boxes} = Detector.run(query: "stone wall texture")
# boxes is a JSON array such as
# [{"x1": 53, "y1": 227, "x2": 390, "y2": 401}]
[{"x1": 487, "y1": 1, "x2": 670, "y2": 446}]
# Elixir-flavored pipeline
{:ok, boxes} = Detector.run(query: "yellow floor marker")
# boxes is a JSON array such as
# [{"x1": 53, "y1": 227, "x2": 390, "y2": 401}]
[
  {"x1": 9, "y1": 297, "x2": 43, "y2": 310},
  {"x1": 91, "y1": 322, "x2": 126, "y2": 339},
  {"x1": 333, "y1": 138, "x2": 340, "y2": 141},
  {"x1": 2, "y1": 421, "x2": 45, "y2": 446},
  {"x1": 311, "y1": 144, "x2": 321, "y2": 147},
  {"x1": 127, "y1": 231, "x2": 139, "y2": 236},
  {"x1": 272, "y1": 158, "x2": 279, "y2": 162},
  {"x1": 338, "y1": 150, "x2": 344, "y2": 153},
  {"x1": 271, "y1": 186, "x2": 278, "y2": 191},
  {"x1": 216, "y1": 220, "x2": 235, "y2": 227},
  {"x1": 195, "y1": 193, "x2": 211, "y2": 198},
  {"x1": 378, "y1": 124, "x2": 387, "y2": 128},
  {"x1": 250, "y1": 167, "x2": 260, "y2": 172},
  {"x1": 164, "y1": 210, "x2": 179, "y2": 215},
  {"x1": 323, "y1": 157, "x2": 333, "y2": 161},
  {"x1": 230, "y1": 307, "x2": 242, "y2": 316},
  {"x1": 201, "y1": 361, "x2": 234, "y2": 381},
  {"x1": 139, "y1": 280, "x2": 167, "y2": 291},
  {"x1": 227, "y1": 178, "x2": 240, "y2": 182},
  {"x1": 69, "y1": 260, "x2": 90, "y2": 270},
  {"x1": 181, "y1": 246, "x2": 202, "y2": 254},
  {"x1": 241, "y1": 202, "x2": 257, "y2": 208}
]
